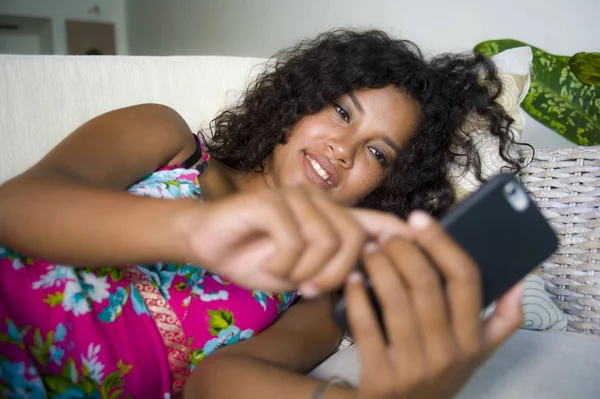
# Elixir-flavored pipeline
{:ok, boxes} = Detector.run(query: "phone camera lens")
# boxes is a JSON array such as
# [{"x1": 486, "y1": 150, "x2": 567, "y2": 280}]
[
  {"x1": 505, "y1": 183, "x2": 518, "y2": 196},
  {"x1": 504, "y1": 182, "x2": 530, "y2": 212}
]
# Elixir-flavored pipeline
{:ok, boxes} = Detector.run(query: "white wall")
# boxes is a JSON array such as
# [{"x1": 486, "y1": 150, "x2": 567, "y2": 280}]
[
  {"x1": 126, "y1": 0, "x2": 599, "y2": 149},
  {"x1": 126, "y1": 0, "x2": 598, "y2": 57},
  {"x1": 0, "y1": 0, "x2": 128, "y2": 55},
  {"x1": 0, "y1": 32, "x2": 41, "y2": 54}
]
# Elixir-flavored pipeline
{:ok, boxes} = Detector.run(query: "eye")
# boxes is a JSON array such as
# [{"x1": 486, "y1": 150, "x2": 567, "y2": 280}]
[
  {"x1": 369, "y1": 147, "x2": 388, "y2": 167},
  {"x1": 334, "y1": 103, "x2": 350, "y2": 123}
]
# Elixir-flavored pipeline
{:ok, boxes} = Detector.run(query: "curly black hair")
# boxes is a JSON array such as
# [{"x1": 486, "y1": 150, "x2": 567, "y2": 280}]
[{"x1": 201, "y1": 29, "x2": 524, "y2": 219}]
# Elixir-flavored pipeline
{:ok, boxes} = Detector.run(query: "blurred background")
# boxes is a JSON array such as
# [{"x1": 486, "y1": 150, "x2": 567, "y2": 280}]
[
  {"x1": 0, "y1": 0, "x2": 596, "y2": 57},
  {"x1": 1, "y1": 0, "x2": 597, "y2": 149}
]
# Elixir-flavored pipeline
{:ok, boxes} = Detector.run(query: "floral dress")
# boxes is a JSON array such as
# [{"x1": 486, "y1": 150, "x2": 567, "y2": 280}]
[{"x1": 0, "y1": 136, "x2": 299, "y2": 398}]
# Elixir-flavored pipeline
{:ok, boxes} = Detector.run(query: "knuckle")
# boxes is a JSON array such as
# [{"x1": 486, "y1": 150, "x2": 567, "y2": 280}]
[
  {"x1": 402, "y1": 365, "x2": 428, "y2": 389},
  {"x1": 323, "y1": 237, "x2": 342, "y2": 255},
  {"x1": 316, "y1": 261, "x2": 355, "y2": 288},
  {"x1": 280, "y1": 235, "x2": 305, "y2": 255},
  {"x1": 382, "y1": 236, "x2": 402, "y2": 252},
  {"x1": 461, "y1": 340, "x2": 482, "y2": 360},
  {"x1": 416, "y1": 222, "x2": 443, "y2": 244},
  {"x1": 430, "y1": 356, "x2": 455, "y2": 378},
  {"x1": 410, "y1": 267, "x2": 441, "y2": 289},
  {"x1": 354, "y1": 322, "x2": 379, "y2": 341},
  {"x1": 313, "y1": 228, "x2": 341, "y2": 253},
  {"x1": 377, "y1": 280, "x2": 405, "y2": 307},
  {"x1": 429, "y1": 344, "x2": 460, "y2": 374},
  {"x1": 349, "y1": 226, "x2": 367, "y2": 247},
  {"x1": 453, "y1": 260, "x2": 481, "y2": 283},
  {"x1": 312, "y1": 273, "x2": 339, "y2": 290},
  {"x1": 372, "y1": 382, "x2": 396, "y2": 397}
]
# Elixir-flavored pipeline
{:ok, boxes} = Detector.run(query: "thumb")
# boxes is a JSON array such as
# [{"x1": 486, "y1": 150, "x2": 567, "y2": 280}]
[
  {"x1": 350, "y1": 209, "x2": 413, "y2": 245},
  {"x1": 482, "y1": 281, "x2": 524, "y2": 351}
]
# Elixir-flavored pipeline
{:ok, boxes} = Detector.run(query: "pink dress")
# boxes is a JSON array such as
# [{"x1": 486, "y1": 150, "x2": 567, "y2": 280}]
[{"x1": 0, "y1": 137, "x2": 299, "y2": 398}]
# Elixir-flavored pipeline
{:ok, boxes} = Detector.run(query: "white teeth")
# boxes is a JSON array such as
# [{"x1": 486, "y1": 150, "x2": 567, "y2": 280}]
[{"x1": 306, "y1": 155, "x2": 332, "y2": 185}]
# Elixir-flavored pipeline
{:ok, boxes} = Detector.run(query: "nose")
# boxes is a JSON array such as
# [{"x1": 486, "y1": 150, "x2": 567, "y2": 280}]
[{"x1": 325, "y1": 138, "x2": 356, "y2": 169}]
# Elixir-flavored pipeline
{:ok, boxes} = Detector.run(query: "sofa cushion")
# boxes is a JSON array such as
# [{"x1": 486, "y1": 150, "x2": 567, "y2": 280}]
[
  {"x1": 449, "y1": 46, "x2": 532, "y2": 200},
  {"x1": 0, "y1": 54, "x2": 265, "y2": 183}
]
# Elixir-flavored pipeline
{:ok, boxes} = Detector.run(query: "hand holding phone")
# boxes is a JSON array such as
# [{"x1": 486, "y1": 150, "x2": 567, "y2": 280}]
[
  {"x1": 340, "y1": 214, "x2": 528, "y2": 399},
  {"x1": 333, "y1": 173, "x2": 558, "y2": 338}
]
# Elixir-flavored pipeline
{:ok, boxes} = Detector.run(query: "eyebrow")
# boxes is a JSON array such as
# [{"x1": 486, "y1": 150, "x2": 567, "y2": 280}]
[
  {"x1": 348, "y1": 93, "x2": 364, "y2": 115},
  {"x1": 347, "y1": 92, "x2": 401, "y2": 156},
  {"x1": 382, "y1": 136, "x2": 402, "y2": 155}
]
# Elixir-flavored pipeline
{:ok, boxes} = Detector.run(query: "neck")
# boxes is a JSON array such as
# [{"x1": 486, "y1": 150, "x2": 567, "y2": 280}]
[
  {"x1": 199, "y1": 158, "x2": 272, "y2": 201},
  {"x1": 227, "y1": 168, "x2": 273, "y2": 193}
]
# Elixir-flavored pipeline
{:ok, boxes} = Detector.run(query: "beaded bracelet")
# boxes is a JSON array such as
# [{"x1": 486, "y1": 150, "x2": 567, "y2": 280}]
[{"x1": 311, "y1": 377, "x2": 350, "y2": 399}]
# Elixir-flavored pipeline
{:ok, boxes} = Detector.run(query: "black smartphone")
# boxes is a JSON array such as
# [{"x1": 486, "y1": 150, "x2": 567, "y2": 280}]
[{"x1": 332, "y1": 173, "x2": 559, "y2": 338}]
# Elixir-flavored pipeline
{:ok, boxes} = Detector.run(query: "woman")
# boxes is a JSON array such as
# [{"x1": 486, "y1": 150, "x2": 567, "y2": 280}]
[{"x1": 0, "y1": 29, "x2": 524, "y2": 398}]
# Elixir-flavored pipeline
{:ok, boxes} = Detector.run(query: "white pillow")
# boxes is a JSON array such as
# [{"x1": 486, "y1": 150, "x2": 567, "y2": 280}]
[
  {"x1": 483, "y1": 274, "x2": 567, "y2": 331},
  {"x1": 449, "y1": 46, "x2": 533, "y2": 200}
]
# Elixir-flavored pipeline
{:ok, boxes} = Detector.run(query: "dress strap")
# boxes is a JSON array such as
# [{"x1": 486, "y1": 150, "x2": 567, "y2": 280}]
[{"x1": 181, "y1": 134, "x2": 211, "y2": 173}]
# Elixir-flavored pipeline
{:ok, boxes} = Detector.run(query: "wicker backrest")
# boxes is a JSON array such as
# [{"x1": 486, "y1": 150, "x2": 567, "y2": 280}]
[{"x1": 520, "y1": 146, "x2": 600, "y2": 335}]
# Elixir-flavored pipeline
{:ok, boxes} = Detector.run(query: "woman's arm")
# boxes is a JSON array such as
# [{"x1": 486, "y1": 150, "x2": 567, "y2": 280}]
[
  {"x1": 184, "y1": 296, "x2": 355, "y2": 399},
  {"x1": 0, "y1": 103, "x2": 200, "y2": 265}
]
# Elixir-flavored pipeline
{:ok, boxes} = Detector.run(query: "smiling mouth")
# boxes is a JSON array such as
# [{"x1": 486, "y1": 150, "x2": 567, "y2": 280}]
[{"x1": 305, "y1": 154, "x2": 333, "y2": 186}]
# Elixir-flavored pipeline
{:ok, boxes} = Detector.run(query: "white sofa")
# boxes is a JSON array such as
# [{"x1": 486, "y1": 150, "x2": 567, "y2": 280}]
[{"x1": 1, "y1": 55, "x2": 599, "y2": 398}]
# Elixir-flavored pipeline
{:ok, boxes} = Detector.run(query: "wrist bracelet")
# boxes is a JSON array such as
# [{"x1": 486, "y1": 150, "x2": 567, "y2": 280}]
[{"x1": 311, "y1": 377, "x2": 350, "y2": 399}]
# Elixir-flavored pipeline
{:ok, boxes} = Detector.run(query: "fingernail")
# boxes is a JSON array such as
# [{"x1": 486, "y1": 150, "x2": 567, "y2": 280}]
[
  {"x1": 408, "y1": 210, "x2": 431, "y2": 230},
  {"x1": 364, "y1": 241, "x2": 378, "y2": 253},
  {"x1": 347, "y1": 271, "x2": 363, "y2": 285},
  {"x1": 300, "y1": 285, "x2": 320, "y2": 299}
]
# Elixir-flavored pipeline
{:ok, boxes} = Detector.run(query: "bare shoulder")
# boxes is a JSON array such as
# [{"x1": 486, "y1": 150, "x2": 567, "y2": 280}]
[
  {"x1": 24, "y1": 103, "x2": 198, "y2": 189},
  {"x1": 210, "y1": 295, "x2": 343, "y2": 373}
]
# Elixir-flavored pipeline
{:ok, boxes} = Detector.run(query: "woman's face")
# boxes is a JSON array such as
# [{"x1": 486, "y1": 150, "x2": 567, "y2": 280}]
[{"x1": 265, "y1": 86, "x2": 421, "y2": 205}]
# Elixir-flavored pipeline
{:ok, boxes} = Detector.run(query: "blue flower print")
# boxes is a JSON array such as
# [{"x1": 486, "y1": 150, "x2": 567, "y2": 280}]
[
  {"x1": 130, "y1": 284, "x2": 150, "y2": 316},
  {"x1": 55, "y1": 386, "x2": 100, "y2": 399},
  {"x1": 276, "y1": 291, "x2": 299, "y2": 312},
  {"x1": 211, "y1": 275, "x2": 230, "y2": 286},
  {"x1": 134, "y1": 169, "x2": 189, "y2": 186},
  {"x1": 0, "y1": 358, "x2": 45, "y2": 399},
  {"x1": 129, "y1": 169, "x2": 200, "y2": 199},
  {"x1": 190, "y1": 284, "x2": 229, "y2": 302},
  {"x1": 252, "y1": 291, "x2": 269, "y2": 311},
  {"x1": 54, "y1": 323, "x2": 67, "y2": 343},
  {"x1": 48, "y1": 345, "x2": 65, "y2": 366},
  {"x1": 202, "y1": 326, "x2": 254, "y2": 357},
  {"x1": 136, "y1": 265, "x2": 176, "y2": 300},
  {"x1": 46, "y1": 322, "x2": 67, "y2": 366},
  {"x1": 78, "y1": 272, "x2": 110, "y2": 304},
  {"x1": 62, "y1": 281, "x2": 91, "y2": 316},
  {"x1": 1, "y1": 318, "x2": 30, "y2": 348},
  {"x1": 32, "y1": 265, "x2": 77, "y2": 290},
  {"x1": 177, "y1": 266, "x2": 206, "y2": 286},
  {"x1": 0, "y1": 247, "x2": 33, "y2": 270},
  {"x1": 80, "y1": 343, "x2": 105, "y2": 383},
  {"x1": 98, "y1": 287, "x2": 129, "y2": 323}
]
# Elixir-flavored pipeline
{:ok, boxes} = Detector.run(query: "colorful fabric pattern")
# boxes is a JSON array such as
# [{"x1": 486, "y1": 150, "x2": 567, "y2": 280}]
[{"x1": 0, "y1": 138, "x2": 299, "y2": 398}]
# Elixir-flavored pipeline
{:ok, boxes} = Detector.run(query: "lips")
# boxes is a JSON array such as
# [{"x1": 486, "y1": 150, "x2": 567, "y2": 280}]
[{"x1": 303, "y1": 151, "x2": 339, "y2": 189}]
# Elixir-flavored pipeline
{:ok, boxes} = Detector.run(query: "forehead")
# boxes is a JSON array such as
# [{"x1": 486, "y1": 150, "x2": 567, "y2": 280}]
[{"x1": 351, "y1": 86, "x2": 421, "y2": 146}]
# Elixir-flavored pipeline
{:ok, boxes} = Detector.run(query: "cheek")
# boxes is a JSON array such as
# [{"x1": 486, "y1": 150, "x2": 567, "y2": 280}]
[
  {"x1": 360, "y1": 165, "x2": 385, "y2": 189},
  {"x1": 343, "y1": 170, "x2": 384, "y2": 204},
  {"x1": 360, "y1": 176, "x2": 382, "y2": 197}
]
